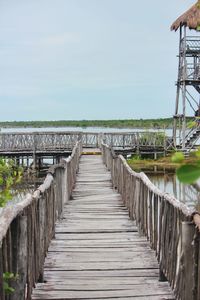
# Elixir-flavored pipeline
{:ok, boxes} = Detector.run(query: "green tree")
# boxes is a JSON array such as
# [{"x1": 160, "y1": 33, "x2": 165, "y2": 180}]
[
  {"x1": 0, "y1": 159, "x2": 23, "y2": 294},
  {"x1": 0, "y1": 159, "x2": 23, "y2": 207}
]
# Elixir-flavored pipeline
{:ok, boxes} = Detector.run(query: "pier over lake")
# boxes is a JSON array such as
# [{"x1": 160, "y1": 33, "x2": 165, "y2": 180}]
[{"x1": 0, "y1": 139, "x2": 200, "y2": 300}]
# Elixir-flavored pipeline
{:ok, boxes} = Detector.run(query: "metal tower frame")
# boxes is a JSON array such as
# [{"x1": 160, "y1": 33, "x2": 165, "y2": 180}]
[{"x1": 173, "y1": 26, "x2": 200, "y2": 149}]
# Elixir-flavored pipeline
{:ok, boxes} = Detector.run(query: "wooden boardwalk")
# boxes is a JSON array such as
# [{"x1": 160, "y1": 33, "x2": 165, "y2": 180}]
[{"x1": 32, "y1": 155, "x2": 174, "y2": 300}]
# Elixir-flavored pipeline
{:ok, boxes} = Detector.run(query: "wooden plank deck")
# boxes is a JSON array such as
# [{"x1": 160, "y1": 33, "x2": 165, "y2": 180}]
[{"x1": 31, "y1": 154, "x2": 174, "y2": 300}]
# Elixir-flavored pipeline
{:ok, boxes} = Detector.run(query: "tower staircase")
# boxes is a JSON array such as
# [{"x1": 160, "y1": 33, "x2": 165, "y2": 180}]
[{"x1": 182, "y1": 126, "x2": 200, "y2": 149}]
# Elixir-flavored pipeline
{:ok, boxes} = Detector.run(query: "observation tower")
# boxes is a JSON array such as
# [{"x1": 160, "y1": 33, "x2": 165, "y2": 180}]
[{"x1": 171, "y1": 1, "x2": 200, "y2": 149}]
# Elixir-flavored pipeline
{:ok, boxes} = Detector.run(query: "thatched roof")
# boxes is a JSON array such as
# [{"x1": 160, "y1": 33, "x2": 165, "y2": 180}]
[{"x1": 171, "y1": 1, "x2": 200, "y2": 31}]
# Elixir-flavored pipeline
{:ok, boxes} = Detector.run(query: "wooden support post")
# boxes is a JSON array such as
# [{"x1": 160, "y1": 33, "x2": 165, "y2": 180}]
[
  {"x1": 11, "y1": 215, "x2": 28, "y2": 300},
  {"x1": 78, "y1": 133, "x2": 82, "y2": 142},
  {"x1": 63, "y1": 164, "x2": 68, "y2": 205},
  {"x1": 193, "y1": 229, "x2": 200, "y2": 300},
  {"x1": 111, "y1": 135, "x2": 113, "y2": 148},
  {"x1": 136, "y1": 133, "x2": 140, "y2": 155},
  {"x1": 85, "y1": 134, "x2": 88, "y2": 148},
  {"x1": 33, "y1": 133, "x2": 37, "y2": 170},
  {"x1": 15, "y1": 157, "x2": 19, "y2": 166},
  {"x1": 38, "y1": 158, "x2": 42, "y2": 170},
  {"x1": 181, "y1": 221, "x2": 195, "y2": 300},
  {"x1": 98, "y1": 133, "x2": 103, "y2": 148},
  {"x1": 33, "y1": 153, "x2": 37, "y2": 170},
  {"x1": 38, "y1": 197, "x2": 46, "y2": 282},
  {"x1": 182, "y1": 84, "x2": 187, "y2": 149},
  {"x1": 2, "y1": 134, "x2": 5, "y2": 150},
  {"x1": 154, "y1": 152, "x2": 157, "y2": 160}
]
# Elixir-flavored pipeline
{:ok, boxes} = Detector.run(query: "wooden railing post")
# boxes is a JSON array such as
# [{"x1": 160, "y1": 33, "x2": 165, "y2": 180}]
[
  {"x1": 1, "y1": 134, "x2": 5, "y2": 150},
  {"x1": 193, "y1": 227, "x2": 200, "y2": 300},
  {"x1": 33, "y1": 133, "x2": 37, "y2": 169},
  {"x1": 63, "y1": 162, "x2": 68, "y2": 207},
  {"x1": 136, "y1": 133, "x2": 140, "y2": 154},
  {"x1": 10, "y1": 215, "x2": 28, "y2": 300},
  {"x1": 98, "y1": 133, "x2": 103, "y2": 148},
  {"x1": 181, "y1": 221, "x2": 196, "y2": 300},
  {"x1": 123, "y1": 134, "x2": 125, "y2": 149}
]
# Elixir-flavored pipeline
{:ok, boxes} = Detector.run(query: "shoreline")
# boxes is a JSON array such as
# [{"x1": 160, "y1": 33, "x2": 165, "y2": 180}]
[{"x1": 0, "y1": 119, "x2": 175, "y2": 130}]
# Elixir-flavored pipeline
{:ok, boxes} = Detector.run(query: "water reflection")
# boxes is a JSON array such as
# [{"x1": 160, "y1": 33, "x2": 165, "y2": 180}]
[{"x1": 141, "y1": 167, "x2": 200, "y2": 212}]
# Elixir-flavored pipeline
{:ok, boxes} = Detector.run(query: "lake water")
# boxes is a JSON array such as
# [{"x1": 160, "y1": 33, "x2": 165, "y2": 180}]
[
  {"x1": 0, "y1": 126, "x2": 173, "y2": 136},
  {"x1": 151, "y1": 174, "x2": 199, "y2": 210},
  {"x1": 138, "y1": 167, "x2": 200, "y2": 212}
]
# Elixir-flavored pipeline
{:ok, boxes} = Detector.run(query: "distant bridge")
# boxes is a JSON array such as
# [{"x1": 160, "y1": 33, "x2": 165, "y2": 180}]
[{"x1": 0, "y1": 131, "x2": 173, "y2": 156}]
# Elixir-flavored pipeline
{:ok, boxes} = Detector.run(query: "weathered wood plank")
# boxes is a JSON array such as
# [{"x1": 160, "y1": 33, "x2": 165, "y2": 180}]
[
  {"x1": 43, "y1": 269, "x2": 161, "y2": 278},
  {"x1": 32, "y1": 289, "x2": 174, "y2": 299},
  {"x1": 34, "y1": 282, "x2": 173, "y2": 290},
  {"x1": 32, "y1": 296, "x2": 174, "y2": 300},
  {"x1": 54, "y1": 232, "x2": 143, "y2": 239},
  {"x1": 42, "y1": 276, "x2": 162, "y2": 284}
]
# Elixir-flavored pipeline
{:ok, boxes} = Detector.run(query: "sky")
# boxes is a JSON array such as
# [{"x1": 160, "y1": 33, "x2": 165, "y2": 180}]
[{"x1": 0, "y1": 0, "x2": 197, "y2": 121}]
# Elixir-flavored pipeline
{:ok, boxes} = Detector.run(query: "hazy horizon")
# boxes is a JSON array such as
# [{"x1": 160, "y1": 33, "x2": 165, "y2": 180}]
[{"x1": 0, "y1": 117, "x2": 174, "y2": 122}]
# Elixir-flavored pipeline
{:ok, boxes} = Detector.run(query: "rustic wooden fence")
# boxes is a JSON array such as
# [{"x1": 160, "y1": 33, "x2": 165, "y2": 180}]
[
  {"x1": 0, "y1": 131, "x2": 171, "y2": 154},
  {"x1": 103, "y1": 131, "x2": 168, "y2": 149},
  {"x1": 102, "y1": 143, "x2": 200, "y2": 300},
  {"x1": 0, "y1": 141, "x2": 82, "y2": 300},
  {"x1": 0, "y1": 132, "x2": 81, "y2": 152}
]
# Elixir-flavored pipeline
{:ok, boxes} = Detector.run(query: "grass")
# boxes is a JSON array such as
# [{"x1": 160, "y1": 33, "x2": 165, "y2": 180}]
[
  {"x1": 127, "y1": 152, "x2": 200, "y2": 172},
  {"x1": 127, "y1": 155, "x2": 180, "y2": 170}
]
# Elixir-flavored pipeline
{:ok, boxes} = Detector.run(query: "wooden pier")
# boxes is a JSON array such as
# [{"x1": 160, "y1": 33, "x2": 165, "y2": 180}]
[
  {"x1": 0, "y1": 142, "x2": 200, "y2": 300},
  {"x1": 32, "y1": 154, "x2": 174, "y2": 300},
  {"x1": 0, "y1": 131, "x2": 173, "y2": 162}
]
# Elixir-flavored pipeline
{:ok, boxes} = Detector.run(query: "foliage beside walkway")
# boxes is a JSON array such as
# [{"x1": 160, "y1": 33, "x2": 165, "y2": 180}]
[{"x1": 0, "y1": 159, "x2": 23, "y2": 207}]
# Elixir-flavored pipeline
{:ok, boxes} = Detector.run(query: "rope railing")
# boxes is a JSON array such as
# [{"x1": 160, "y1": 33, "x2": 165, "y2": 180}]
[
  {"x1": 0, "y1": 141, "x2": 82, "y2": 300},
  {"x1": 102, "y1": 143, "x2": 200, "y2": 300}
]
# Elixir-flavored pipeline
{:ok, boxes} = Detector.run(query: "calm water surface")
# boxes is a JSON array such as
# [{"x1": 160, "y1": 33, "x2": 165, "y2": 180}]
[
  {"x1": 140, "y1": 167, "x2": 200, "y2": 212},
  {"x1": 0, "y1": 126, "x2": 173, "y2": 135}
]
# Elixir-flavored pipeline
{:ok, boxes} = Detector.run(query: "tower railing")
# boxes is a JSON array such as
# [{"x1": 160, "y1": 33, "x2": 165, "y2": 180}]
[
  {"x1": 180, "y1": 36, "x2": 200, "y2": 53},
  {"x1": 180, "y1": 63, "x2": 200, "y2": 81}
]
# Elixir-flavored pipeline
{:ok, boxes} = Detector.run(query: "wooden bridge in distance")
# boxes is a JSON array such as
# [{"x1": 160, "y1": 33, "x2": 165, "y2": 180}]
[
  {"x1": 0, "y1": 131, "x2": 173, "y2": 160},
  {"x1": 0, "y1": 141, "x2": 200, "y2": 300}
]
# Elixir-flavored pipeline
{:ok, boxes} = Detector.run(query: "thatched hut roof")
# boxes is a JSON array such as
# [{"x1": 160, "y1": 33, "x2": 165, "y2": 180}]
[{"x1": 171, "y1": 1, "x2": 200, "y2": 31}]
